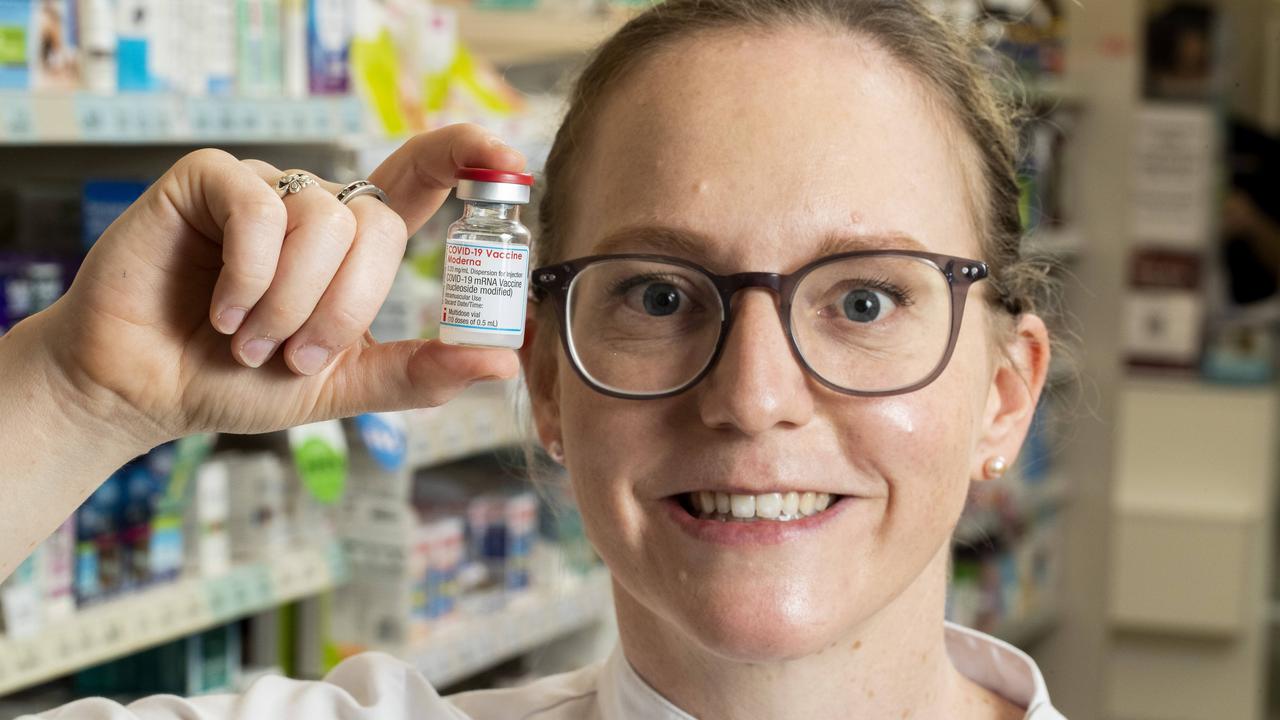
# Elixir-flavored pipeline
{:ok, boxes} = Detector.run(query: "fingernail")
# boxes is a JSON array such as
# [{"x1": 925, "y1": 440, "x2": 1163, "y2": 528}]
[
  {"x1": 215, "y1": 307, "x2": 248, "y2": 334},
  {"x1": 486, "y1": 134, "x2": 511, "y2": 149},
  {"x1": 292, "y1": 344, "x2": 331, "y2": 376},
  {"x1": 241, "y1": 338, "x2": 278, "y2": 368}
]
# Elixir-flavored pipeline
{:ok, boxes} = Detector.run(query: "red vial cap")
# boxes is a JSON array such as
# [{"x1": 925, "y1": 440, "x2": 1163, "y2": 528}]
[{"x1": 456, "y1": 167, "x2": 535, "y2": 186}]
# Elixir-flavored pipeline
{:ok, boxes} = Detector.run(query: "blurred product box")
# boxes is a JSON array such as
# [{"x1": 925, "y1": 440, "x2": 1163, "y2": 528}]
[
  {"x1": 237, "y1": 0, "x2": 284, "y2": 97},
  {"x1": 1125, "y1": 249, "x2": 1205, "y2": 372},
  {"x1": 33, "y1": 0, "x2": 79, "y2": 89},
  {"x1": 411, "y1": 515, "x2": 464, "y2": 622},
  {"x1": 82, "y1": 180, "x2": 148, "y2": 250},
  {"x1": 0, "y1": 546, "x2": 43, "y2": 639},
  {"x1": 189, "y1": 458, "x2": 232, "y2": 578},
  {"x1": 0, "y1": 0, "x2": 34, "y2": 89},
  {"x1": 226, "y1": 452, "x2": 291, "y2": 562},
  {"x1": 0, "y1": 256, "x2": 67, "y2": 333},
  {"x1": 307, "y1": 0, "x2": 350, "y2": 94},
  {"x1": 75, "y1": 623, "x2": 242, "y2": 696}
]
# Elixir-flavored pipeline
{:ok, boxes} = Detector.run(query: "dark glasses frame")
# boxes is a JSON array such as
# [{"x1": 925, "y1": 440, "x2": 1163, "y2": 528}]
[{"x1": 529, "y1": 250, "x2": 990, "y2": 400}]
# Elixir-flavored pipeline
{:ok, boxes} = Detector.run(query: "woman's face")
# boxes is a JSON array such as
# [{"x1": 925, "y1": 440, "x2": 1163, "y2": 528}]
[{"x1": 528, "y1": 28, "x2": 1021, "y2": 661}]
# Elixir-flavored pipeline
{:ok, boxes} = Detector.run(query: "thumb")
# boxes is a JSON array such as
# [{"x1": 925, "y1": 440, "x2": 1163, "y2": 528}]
[{"x1": 324, "y1": 339, "x2": 521, "y2": 417}]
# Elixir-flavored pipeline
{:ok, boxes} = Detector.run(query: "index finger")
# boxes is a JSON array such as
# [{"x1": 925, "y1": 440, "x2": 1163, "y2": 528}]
[{"x1": 367, "y1": 123, "x2": 527, "y2": 234}]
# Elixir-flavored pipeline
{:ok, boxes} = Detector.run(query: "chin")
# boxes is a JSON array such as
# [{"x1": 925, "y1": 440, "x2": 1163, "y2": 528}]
[{"x1": 670, "y1": 578, "x2": 851, "y2": 662}]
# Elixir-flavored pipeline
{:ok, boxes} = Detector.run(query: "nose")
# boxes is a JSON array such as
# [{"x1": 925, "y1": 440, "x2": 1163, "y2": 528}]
[{"x1": 697, "y1": 289, "x2": 814, "y2": 435}]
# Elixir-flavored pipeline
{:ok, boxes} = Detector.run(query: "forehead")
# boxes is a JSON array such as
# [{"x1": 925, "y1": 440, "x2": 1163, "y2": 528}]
[{"x1": 561, "y1": 26, "x2": 983, "y2": 273}]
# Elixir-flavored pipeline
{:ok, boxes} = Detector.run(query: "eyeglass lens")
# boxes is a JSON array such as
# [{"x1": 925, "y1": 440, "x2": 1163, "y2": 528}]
[{"x1": 564, "y1": 256, "x2": 953, "y2": 396}]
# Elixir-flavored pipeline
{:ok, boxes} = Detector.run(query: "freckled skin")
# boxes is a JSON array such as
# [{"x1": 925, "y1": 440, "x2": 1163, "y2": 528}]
[{"x1": 523, "y1": 26, "x2": 1046, "y2": 720}]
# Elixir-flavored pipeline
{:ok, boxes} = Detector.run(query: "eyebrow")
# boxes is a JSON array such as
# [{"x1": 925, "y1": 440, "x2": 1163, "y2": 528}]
[{"x1": 590, "y1": 224, "x2": 929, "y2": 265}]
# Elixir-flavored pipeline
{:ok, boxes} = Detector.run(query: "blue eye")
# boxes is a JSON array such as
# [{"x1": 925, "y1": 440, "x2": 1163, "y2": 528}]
[
  {"x1": 842, "y1": 289, "x2": 892, "y2": 322},
  {"x1": 642, "y1": 283, "x2": 681, "y2": 316}
]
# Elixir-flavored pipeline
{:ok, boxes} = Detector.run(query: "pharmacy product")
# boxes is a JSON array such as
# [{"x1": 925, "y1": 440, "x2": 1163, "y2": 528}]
[
  {"x1": 0, "y1": 547, "x2": 42, "y2": 638},
  {"x1": 504, "y1": 493, "x2": 537, "y2": 590},
  {"x1": 190, "y1": 459, "x2": 231, "y2": 577},
  {"x1": 236, "y1": 0, "x2": 282, "y2": 97},
  {"x1": 0, "y1": 0, "x2": 33, "y2": 89},
  {"x1": 307, "y1": 0, "x2": 350, "y2": 94},
  {"x1": 201, "y1": 0, "x2": 235, "y2": 95},
  {"x1": 114, "y1": 0, "x2": 152, "y2": 91},
  {"x1": 281, "y1": 0, "x2": 306, "y2": 97},
  {"x1": 228, "y1": 452, "x2": 289, "y2": 561},
  {"x1": 82, "y1": 180, "x2": 149, "y2": 250},
  {"x1": 77, "y1": 0, "x2": 116, "y2": 93},
  {"x1": 41, "y1": 518, "x2": 75, "y2": 619},
  {"x1": 32, "y1": 0, "x2": 78, "y2": 90},
  {"x1": 439, "y1": 168, "x2": 533, "y2": 348}
]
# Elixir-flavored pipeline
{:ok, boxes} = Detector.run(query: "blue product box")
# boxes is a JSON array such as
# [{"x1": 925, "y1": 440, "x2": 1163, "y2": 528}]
[
  {"x1": 0, "y1": 0, "x2": 33, "y2": 90},
  {"x1": 307, "y1": 0, "x2": 350, "y2": 94},
  {"x1": 115, "y1": 0, "x2": 152, "y2": 91},
  {"x1": 82, "y1": 180, "x2": 149, "y2": 250}
]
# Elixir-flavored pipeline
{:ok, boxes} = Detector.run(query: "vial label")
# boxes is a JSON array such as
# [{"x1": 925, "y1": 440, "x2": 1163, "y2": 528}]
[{"x1": 441, "y1": 239, "x2": 529, "y2": 334}]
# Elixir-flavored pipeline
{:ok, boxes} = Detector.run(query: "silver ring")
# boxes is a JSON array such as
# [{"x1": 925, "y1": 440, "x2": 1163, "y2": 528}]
[
  {"x1": 276, "y1": 172, "x2": 317, "y2": 197},
  {"x1": 336, "y1": 180, "x2": 390, "y2": 206}
]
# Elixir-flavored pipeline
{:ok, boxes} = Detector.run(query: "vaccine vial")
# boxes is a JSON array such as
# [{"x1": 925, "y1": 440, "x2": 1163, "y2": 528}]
[{"x1": 439, "y1": 167, "x2": 534, "y2": 349}]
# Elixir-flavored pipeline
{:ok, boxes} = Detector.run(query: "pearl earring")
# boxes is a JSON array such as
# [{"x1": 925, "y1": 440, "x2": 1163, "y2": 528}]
[
  {"x1": 984, "y1": 456, "x2": 1008, "y2": 479},
  {"x1": 547, "y1": 440, "x2": 564, "y2": 464}
]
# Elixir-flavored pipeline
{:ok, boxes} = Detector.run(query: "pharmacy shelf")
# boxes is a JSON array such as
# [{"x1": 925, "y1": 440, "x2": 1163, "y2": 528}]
[
  {"x1": 410, "y1": 566, "x2": 612, "y2": 687},
  {"x1": 0, "y1": 92, "x2": 364, "y2": 145},
  {"x1": 404, "y1": 387, "x2": 525, "y2": 469},
  {"x1": 0, "y1": 543, "x2": 347, "y2": 696},
  {"x1": 455, "y1": 6, "x2": 632, "y2": 65}
]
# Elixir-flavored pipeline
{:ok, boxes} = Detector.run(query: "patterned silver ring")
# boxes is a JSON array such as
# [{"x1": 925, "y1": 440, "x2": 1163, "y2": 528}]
[
  {"x1": 336, "y1": 180, "x2": 390, "y2": 206},
  {"x1": 276, "y1": 172, "x2": 317, "y2": 197}
]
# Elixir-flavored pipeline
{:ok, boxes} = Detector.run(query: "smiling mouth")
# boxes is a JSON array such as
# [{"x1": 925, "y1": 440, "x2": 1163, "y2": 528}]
[{"x1": 676, "y1": 490, "x2": 845, "y2": 522}]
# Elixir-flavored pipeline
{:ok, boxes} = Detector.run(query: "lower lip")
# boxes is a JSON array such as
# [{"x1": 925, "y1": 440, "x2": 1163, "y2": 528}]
[{"x1": 661, "y1": 495, "x2": 852, "y2": 546}]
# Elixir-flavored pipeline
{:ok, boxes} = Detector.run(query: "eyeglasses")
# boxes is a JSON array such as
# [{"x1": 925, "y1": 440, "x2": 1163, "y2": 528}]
[{"x1": 530, "y1": 251, "x2": 989, "y2": 400}]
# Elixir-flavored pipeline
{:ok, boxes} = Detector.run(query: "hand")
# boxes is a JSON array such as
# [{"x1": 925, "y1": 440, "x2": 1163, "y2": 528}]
[{"x1": 34, "y1": 124, "x2": 526, "y2": 446}]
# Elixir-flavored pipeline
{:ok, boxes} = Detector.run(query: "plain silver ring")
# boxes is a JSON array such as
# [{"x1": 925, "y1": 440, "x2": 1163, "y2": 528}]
[
  {"x1": 276, "y1": 172, "x2": 317, "y2": 198},
  {"x1": 336, "y1": 180, "x2": 390, "y2": 206}
]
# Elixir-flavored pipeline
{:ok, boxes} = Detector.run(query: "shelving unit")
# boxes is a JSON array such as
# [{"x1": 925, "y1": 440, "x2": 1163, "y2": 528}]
[
  {"x1": 0, "y1": 544, "x2": 347, "y2": 696},
  {"x1": 0, "y1": 93, "x2": 364, "y2": 145},
  {"x1": 453, "y1": 6, "x2": 632, "y2": 65},
  {"x1": 404, "y1": 389, "x2": 524, "y2": 470},
  {"x1": 410, "y1": 567, "x2": 612, "y2": 687}
]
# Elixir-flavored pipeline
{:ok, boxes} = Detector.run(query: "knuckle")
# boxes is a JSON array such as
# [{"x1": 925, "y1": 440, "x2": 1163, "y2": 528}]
[
  {"x1": 321, "y1": 304, "x2": 370, "y2": 340},
  {"x1": 255, "y1": 301, "x2": 312, "y2": 333},
  {"x1": 361, "y1": 210, "x2": 408, "y2": 250},
  {"x1": 243, "y1": 196, "x2": 288, "y2": 224},
  {"x1": 179, "y1": 147, "x2": 236, "y2": 171},
  {"x1": 321, "y1": 204, "x2": 359, "y2": 241},
  {"x1": 223, "y1": 256, "x2": 276, "y2": 289},
  {"x1": 240, "y1": 158, "x2": 277, "y2": 176}
]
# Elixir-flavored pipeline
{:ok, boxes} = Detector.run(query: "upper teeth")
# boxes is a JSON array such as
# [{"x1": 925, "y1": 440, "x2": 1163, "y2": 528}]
[{"x1": 691, "y1": 491, "x2": 834, "y2": 521}]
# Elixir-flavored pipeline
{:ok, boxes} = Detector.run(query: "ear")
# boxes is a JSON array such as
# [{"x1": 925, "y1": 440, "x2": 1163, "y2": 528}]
[
  {"x1": 971, "y1": 313, "x2": 1051, "y2": 481},
  {"x1": 518, "y1": 303, "x2": 562, "y2": 451}
]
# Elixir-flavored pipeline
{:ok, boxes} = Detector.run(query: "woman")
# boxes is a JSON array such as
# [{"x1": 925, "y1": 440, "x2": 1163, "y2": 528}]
[{"x1": 2, "y1": 0, "x2": 1063, "y2": 717}]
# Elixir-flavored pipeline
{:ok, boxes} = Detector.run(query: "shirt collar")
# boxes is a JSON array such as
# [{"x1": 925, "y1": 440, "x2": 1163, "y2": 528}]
[{"x1": 595, "y1": 621, "x2": 1056, "y2": 719}]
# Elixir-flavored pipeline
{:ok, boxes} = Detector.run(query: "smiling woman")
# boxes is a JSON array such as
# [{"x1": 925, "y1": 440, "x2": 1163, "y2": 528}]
[{"x1": 0, "y1": 0, "x2": 1062, "y2": 719}]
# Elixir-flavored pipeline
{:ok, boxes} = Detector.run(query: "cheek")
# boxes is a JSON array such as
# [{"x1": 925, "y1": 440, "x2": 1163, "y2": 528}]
[
  {"x1": 843, "y1": 371, "x2": 985, "y2": 542},
  {"x1": 556, "y1": 366, "x2": 653, "y2": 548}
]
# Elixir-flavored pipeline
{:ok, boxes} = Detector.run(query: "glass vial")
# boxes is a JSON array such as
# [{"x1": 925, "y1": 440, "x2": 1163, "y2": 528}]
[{"x1": 439, "y1": 167, "x2": 534, "y2": 349}]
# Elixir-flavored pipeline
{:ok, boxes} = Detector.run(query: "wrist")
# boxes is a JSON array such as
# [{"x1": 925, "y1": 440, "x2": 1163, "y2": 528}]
[{"x1": 2, "y1": 307, "x2": 161, "y2": 460}]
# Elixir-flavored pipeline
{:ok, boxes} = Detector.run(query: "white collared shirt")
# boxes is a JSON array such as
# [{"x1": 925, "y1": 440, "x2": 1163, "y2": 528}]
[{"x1": 28, "y1": 622, "x2": 1065, "y2": 719}]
